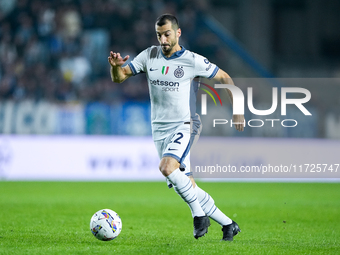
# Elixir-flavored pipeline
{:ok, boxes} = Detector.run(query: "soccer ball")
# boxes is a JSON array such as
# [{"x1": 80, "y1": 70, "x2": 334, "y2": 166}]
[{"x1": 90, "y1": 209, "x2": 122, "y2": 241}]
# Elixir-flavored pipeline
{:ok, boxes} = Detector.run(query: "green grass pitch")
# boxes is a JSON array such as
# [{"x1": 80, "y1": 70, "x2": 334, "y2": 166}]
[{"x1": 0, "y1": 182, "x2": 339, "y2": 254}]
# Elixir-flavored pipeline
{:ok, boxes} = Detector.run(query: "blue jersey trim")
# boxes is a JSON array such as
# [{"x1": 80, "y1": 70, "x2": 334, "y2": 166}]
[
  {"x1": 208, "y1": 66, "x2": 219, "y2": 79},
  {"x1": 161, "y1": 46, "x2": 186, "y2": 60},
  {"x1": 128, "y1": 63, "x2": 137, "y2": 75}
]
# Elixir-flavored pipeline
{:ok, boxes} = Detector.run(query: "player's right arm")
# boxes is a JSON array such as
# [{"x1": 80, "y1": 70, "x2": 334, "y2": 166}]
[{"x1": 108, "y1": 51, "x2": 132, "y2": 83}]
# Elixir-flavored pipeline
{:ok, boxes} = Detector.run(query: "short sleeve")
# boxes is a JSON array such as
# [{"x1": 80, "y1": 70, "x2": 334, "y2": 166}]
[
  {"x1": 193, "y1": 53, "x2": 219, "y2": 79},
  {"x1": 128, "y1": 49, "x2": 148, "y2": 75}
]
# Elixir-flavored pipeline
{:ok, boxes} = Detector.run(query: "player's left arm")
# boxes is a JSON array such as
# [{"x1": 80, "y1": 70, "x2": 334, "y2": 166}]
[{"x1": 212, "y1": 69, "x2": 245, "y2": 132}]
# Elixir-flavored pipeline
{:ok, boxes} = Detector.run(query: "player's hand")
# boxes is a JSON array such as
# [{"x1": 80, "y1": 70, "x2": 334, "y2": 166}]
[
  {"x1": 108, "y1": 51, "x2": 130, "y2": 67},
  {"x1": 233, "y1": 114, "x2": 245, "y2": 132}
]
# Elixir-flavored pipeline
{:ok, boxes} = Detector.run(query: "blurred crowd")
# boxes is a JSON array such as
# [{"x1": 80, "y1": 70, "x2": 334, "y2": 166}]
[{"x1": 0, "y1": 0, "x2": 218, "y2": 103}]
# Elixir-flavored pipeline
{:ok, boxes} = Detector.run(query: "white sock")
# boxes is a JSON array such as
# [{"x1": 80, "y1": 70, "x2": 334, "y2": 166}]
[
  {"x1": 167, "y1": 169, "x2": 205, "y2": 217},
  {"x1": 195, "y1": 185, "x2": 232, "y2": 226}
]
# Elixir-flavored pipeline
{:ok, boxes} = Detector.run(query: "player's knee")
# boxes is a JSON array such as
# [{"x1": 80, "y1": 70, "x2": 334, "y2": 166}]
[
  {"x1": 159, "y1": 157, "x2": 179, "y2": 176},
  {"x1": 159, "y1": 165, "x2": 173, "y2": 176},
  {"x1": 159, "y1": 162, "x2": 173, "y2": 176}
]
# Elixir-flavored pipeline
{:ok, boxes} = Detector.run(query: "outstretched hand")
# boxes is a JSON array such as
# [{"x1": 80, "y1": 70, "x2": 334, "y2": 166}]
[
  {"x1": 108, "y1": 51, "x2": 130, "y2": 67},
  {"x1": 233, "y1": 114, "x2": 245, "y2": 132}
]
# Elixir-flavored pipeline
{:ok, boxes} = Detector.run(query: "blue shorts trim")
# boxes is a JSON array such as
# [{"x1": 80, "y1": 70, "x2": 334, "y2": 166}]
[
  {"x1": 163, "y1": 153, "x2": 187, "y2": 169},
  {"x1": 179, "y1": 140, "x2": 191, "y2": 168}
]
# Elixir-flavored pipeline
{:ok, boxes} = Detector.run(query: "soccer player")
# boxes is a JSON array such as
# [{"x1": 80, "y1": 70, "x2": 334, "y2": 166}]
[{"x1": 108, "y1": 14, "x2": 244, "y2": 241}]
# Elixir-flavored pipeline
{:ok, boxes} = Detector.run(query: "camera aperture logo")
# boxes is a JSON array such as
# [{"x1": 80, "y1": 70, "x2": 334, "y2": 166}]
[
  {"x1": 200, "y1": 83, "x2": 312, "y2": 128},
  {"x1": 199, "y1": 82, "x2": 223, "y2": 107}
]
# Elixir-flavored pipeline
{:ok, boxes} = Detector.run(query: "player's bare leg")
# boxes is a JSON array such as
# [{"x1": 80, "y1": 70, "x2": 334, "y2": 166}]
[{"x1": 159, "y1": 157, "x2": 210, "y2": 239}]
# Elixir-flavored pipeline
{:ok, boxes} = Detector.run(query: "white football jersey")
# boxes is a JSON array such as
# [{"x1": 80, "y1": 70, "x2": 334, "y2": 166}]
[{"x1": 128, "y1": 46, "x2": 219, "y2": 140}]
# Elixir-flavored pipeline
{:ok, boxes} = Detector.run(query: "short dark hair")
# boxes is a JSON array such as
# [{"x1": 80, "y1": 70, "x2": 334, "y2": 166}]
[{"x1": 156, "y1": 14, "x2": 179, "y2": 30}]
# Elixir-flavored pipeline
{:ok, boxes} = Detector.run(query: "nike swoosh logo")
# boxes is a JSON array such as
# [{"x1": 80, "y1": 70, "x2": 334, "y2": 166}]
[
  {"x1": 168, "y1": 148, "x2": 177, "y2": 151},
  {"x1": 150, "y1": 68, "x2": 158, "y2": 71}
]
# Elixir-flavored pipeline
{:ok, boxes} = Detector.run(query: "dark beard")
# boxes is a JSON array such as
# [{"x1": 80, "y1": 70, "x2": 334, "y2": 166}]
[{"x1": 161, "y1": 42, "x2": 175, "y2": 54}]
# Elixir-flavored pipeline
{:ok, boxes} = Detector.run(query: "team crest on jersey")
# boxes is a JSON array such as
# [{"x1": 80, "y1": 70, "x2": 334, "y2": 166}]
[{"x1": 174, "y1": 66, "x2": 184, "y2": 78}]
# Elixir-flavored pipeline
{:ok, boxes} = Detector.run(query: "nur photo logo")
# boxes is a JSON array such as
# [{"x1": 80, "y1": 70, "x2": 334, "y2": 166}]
[
  {"x1": 199, "y1": 82, "x2": 223, "y2": 113},
  {"x1": 199, "y1": 82, "x2": 312, "y2": 128}
]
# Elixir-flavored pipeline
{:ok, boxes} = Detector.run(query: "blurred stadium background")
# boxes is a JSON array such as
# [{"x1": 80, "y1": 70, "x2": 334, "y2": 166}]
[{"x1": 0, "y1": 0, "x2": 339, "y2": 180}]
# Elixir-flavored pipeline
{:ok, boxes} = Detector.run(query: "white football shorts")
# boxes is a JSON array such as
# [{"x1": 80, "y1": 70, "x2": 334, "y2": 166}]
[
  {"x1": 154, "y1": 122, "x2": 192, "y2": 175},
  {"x1": 154, "y1": 115, "x2": 202, "y2": 186}
]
